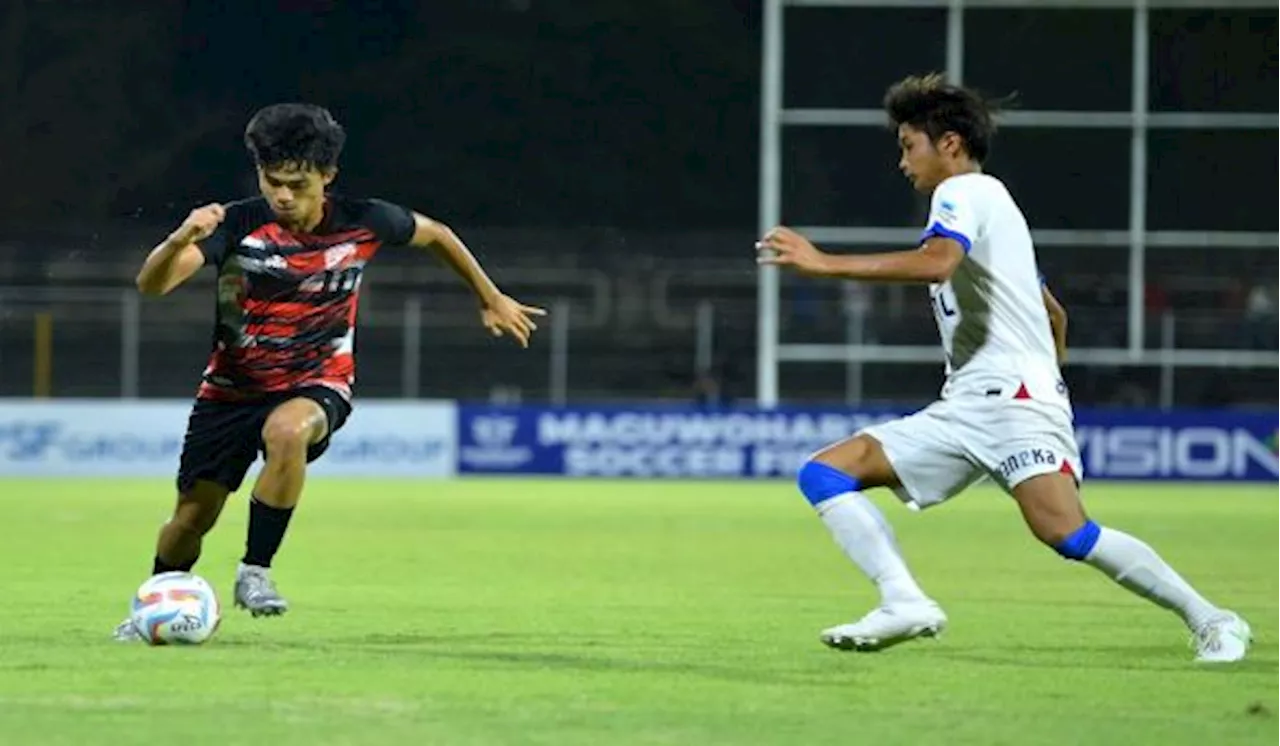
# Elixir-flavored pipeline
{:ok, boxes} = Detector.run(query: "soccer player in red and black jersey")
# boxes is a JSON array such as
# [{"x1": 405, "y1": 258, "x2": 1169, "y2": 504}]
[{"x1": 115, "y1": 103, "x2": 544, "y2": 640}]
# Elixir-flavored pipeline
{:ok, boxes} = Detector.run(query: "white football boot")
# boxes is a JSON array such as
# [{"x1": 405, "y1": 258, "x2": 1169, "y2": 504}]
[
  {"x1": 113, "y1": 617, "x2": 143, "y2": 642},
  {"x1": 820, "y1": 601, "x2": 948, "y2": 652},
  {"x1": 234, "y1": 564, "x2": 289, "y2": 617},
  {"x1": 1192, "y1": 611, "x2": 1251, "y2": 663}
]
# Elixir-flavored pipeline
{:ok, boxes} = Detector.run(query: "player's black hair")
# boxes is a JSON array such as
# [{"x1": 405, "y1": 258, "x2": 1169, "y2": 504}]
[
  {"x1": 883, "y1": 74, "x2": 1004, "y2": 163},
  {"x1": 243, "y1": 103, "x2": 346, "y2": 171}
]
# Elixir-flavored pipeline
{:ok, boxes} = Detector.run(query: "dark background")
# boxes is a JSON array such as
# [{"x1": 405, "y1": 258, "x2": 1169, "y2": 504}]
[
  {"x1": 0, "y1": 1, "x2": 1275, "y2": 406},
  {"x1": 0, "y1": 1, "x2": 761, "y2": 229}
]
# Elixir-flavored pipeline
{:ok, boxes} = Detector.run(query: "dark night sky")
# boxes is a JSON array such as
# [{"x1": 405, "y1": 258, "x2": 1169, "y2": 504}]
[
  {"x1": 152, "y1": 1, "x2": 762, "y2": 228},
  {"x1": 0, "y1": 1, "x2": 1273, "y2": 234}
]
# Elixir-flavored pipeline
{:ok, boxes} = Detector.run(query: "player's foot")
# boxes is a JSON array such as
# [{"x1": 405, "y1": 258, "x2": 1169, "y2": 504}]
[
  {"x1": 820, "y1": 601, "x2": 947, "y2": 652},
  {"x1": 113, "y1": 617, "x2": 143, "y2": 643},
  {"x1": 1192, "y1": 611, "x2": 1251, "y2": 663},
  {"x1": 234, "y1": 564, "x2": 289, "y2": 617}
]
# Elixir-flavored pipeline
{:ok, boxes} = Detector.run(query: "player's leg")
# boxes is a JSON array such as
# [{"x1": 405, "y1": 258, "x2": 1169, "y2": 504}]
[
  {"x1": 799, "y1": 406, "x2": 979, "y2": 651},
  {"x1": 235, "y1": 388, "x2": 349, "y2": 616},
  {"x1": 802, "y1": 435, "x2": 933, "y2": 609},
  {"x1": 1012, "y1": 472, "x2": 1250, "y2": 662},
  {"x1": 115, "y1": 400, "x2": 258, "y2": 641},
  {"x1": 153, "y1": 480, "x2": 232, "y2": 573}
]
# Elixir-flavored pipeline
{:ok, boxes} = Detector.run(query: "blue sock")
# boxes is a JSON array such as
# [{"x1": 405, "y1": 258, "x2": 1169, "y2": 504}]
[
  {"x1": 797, "y1": 461, "x2": 862, "y2": 507},
  {"x1": 1054, "y1": 520, "x2": 1101, "y2": 560}
]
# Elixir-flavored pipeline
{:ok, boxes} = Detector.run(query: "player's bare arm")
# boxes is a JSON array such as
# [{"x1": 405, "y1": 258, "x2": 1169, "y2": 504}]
[
  {"x1": 756, "y1": 225, "x2": 964, "y2": 284},
  {"x1": 408, "y1": 213, "x2": 547, "y2": 348},
  {"x1": 1042, "y1": 285, "x2": 1068, "y2": 365},
  {"x1": 135, "y1": 203, "x2": 226, "y2": 296}
]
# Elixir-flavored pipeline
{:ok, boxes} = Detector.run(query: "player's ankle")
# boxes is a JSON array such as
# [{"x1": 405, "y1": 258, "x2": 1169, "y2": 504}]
[
  {"x1": 880, "y1": 579, "x2": 932, "y2": 607},
  {"x1": 1182, "y1": 602, "x2": 1222, "y2": 632},
  {"x1": 153, "y1": 554, "x2": 197, "y2": 575}
]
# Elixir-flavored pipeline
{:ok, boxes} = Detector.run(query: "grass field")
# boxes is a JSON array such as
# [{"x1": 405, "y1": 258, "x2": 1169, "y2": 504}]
[{"x1": 0, "y1": 479, "x2": 1273, "y2": 745}]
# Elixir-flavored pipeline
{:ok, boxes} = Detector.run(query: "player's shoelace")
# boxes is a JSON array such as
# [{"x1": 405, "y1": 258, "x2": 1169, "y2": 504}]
[
  {"x1": 1189, "y1": 616, "x2": 1236, "y2": 654},
  {"x1": 247, "y1": 577, "x2": 277, "y2": 600},
  {"x1": 239, "y1": 572, "x2": 278, "y2": 602},
  {"x1": 1190, "y1": 625, "x2": 1222, "y2": 654}
]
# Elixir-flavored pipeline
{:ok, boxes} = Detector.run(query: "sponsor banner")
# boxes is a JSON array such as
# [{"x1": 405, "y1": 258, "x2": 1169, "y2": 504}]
[
  {"x1": 0, "y1": 400, "x2": 457, "y2": 478},
  {"x1": 1074, "y1": 409, "x2": 1278, "y2": 482},
  {"x1": 312, "y1": 401, "x2": 455, "y2": 478},
  {"x1": 457, "y1": 406, "x2": 902, "y2": 478},
  {"x1": 457, "y1": 405, "x2": 1279, "y2": 482}
]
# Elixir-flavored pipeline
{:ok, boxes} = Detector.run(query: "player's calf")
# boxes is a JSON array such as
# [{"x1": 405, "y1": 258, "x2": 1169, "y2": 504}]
[
  {"x1": 796, "y1": 438, "x2": 938, "y2": 650},
  {"x1": 796, "y1": 444, "x2": 931, "y2": 608},
  {"x1": 1013, "y1": 473, "x2": 1248, "y2": 662},
  {"x1": 153, "y1": 481, "x2": 230, "y2": 575},
  {"x1": 232, "y1": 397, "x2": 327, "y2": 619},
  {"x1": 237, "y1": 492, "x2": 297, "y2": 617},
  {"x1": 243, "y1": 401, "x2": 324, "y2": 572},
  {"x1": 257, "y1": 401, "x2": 321, "y2": 510}
]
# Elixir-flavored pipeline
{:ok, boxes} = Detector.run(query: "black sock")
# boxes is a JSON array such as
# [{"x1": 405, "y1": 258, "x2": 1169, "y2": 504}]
[
  {"x1": 153, "y1": 555, "x2": 196, "y2": 575},
  {"x1": 242, "y1": 495, "x2": 294, "y2": 568}
]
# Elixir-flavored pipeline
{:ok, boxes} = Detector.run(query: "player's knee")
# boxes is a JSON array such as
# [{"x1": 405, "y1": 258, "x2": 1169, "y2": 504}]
[
  {"x1": 1049, "y1": 519, "x2": 1101, "y2": 561},
  {"x1": 260, "y1": 419, "x2": 311, "y2": 460},
  {"x1": 797, "y1": 460, "x2": 861, "y2": 508}
]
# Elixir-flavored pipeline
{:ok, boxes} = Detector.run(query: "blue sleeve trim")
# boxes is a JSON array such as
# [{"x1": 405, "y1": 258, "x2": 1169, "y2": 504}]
[
  {"x1": 1038, "y1": 272, "x2": 1048, "y2": 288},
  {"x1": 920, "y1": 222, "x2": 972, "y2": 254}
]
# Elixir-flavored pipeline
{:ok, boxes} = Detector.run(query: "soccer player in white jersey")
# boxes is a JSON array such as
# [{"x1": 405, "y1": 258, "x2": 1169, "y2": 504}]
[{"x1": 756, "y1": 74, "x2": 1250, "y2": 663}]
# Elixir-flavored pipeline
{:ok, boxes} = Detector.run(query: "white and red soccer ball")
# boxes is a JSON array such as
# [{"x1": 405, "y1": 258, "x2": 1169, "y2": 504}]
[{"x1": 129, "y1": 572, "x2": 222, "y2": 645}]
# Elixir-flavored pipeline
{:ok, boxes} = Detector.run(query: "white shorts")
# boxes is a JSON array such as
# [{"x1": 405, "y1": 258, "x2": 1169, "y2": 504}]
[{"x1": 860, "y1": 397, "x2": 1083, "y2": 511}]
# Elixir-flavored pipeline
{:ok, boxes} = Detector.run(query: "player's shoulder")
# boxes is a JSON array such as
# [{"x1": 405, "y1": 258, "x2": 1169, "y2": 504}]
[
  {"x1": 327, "y1": 194, "x2": 417, "y2": 245},
  {"x1": 325, "y1": 194, "x2": 410, "y2": 224},
  {"x1": 219, "y1": 197, "x2": 274, "y2": 231},
  {"x1": 932, "y1": 174, "x2": 1017, "y2": 224},
  {"x1": 934, "y1": 172, "x2": 1006, "y2": 201}
]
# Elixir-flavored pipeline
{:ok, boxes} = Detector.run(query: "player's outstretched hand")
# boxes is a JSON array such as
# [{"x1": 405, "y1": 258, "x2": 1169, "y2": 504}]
[
  {"x1": 481, "y1": 294, "x2": 547, "y2": 348},
  {"x1": 755, "y1": 226, "x2": 832, "y2": 276},
  {"x1": 169, "y1": 203, "x2": 226, "y2": 245}
]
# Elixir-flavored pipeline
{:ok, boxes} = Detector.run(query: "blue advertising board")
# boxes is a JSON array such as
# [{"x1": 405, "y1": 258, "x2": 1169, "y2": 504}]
[{"x1": 458, "y1": 405, "x2": 1279, "y2": 482}]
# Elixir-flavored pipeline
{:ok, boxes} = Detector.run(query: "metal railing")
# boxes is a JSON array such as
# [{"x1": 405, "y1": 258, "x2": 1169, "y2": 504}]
[
  {"x1": 2, "y1": 272, "x2": 1275, "y2": 408},
  {"x1": 755, "y1": 0, "x2": 1280, "y2": 405}
]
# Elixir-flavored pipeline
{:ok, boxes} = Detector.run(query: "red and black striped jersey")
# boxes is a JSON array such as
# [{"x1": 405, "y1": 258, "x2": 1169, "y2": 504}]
[{"x1": 193, "y1": 195, "x2": 415, "y2": 402}]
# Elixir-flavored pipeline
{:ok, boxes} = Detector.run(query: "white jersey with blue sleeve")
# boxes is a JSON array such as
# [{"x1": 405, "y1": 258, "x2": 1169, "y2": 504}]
[{"x1": 920, "y1": 173, "x2": 1067, "y2": 410}]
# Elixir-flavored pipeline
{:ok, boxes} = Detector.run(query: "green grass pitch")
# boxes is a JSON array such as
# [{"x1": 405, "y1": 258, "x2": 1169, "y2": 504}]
[{"x1": 0, "y1": 479, "x2": 1274, "y2": 745}]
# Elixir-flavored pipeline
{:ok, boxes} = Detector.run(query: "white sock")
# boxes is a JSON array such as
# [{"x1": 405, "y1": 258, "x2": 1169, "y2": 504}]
[
  {"x1": 816, "y1": 492, "x2": 930, "y2": 606},
  {"x1": 1084, "y1": 527, "x2": 1219, "y2": 630}
]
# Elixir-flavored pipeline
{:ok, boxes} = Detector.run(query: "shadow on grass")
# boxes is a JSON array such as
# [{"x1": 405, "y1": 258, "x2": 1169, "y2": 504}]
[{"x1": 208, "y1": 630, "x2": 868, "y2": 688}]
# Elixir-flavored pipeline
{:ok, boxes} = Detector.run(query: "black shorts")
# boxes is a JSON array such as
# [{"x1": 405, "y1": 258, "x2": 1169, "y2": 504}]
[{"x1": 176, "y1": 386, "x2": 352, "y2": 493}]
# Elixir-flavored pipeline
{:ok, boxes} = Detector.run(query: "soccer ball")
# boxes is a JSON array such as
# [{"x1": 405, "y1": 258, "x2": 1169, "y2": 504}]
[{"x1": 129, "y1": 572, "x2": 222, "y2": 645}]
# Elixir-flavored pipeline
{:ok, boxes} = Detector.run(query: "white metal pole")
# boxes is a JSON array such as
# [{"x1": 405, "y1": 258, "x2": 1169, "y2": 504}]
[
  {"x1": 550, "y1": 299, "x2": 570, "y2": 406},
  {"x1": 1128, "y1": 0, "x2": 1150, "y2": 357},
  {"x1": 120, "y1": 290, "x2": 140, "y2": 399},
  {"x1": 401, "y1": 296, "x2": 421, "y2": 399},
  {"x1": 1159, "y1": 310, "x2": 1175, "y2": 409},
  {"x1": 695, "y1": 300, "x2": 714, "y2": 374},
  {"x1": 757, "y1": 0, "x2": 784, "y2": 408},
  {"x1": 845, "y1": 301, "x2": 865, "y2": 405},
  {"x1": 946, "y1": 0, "x2": 965, "y2": 82}
]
